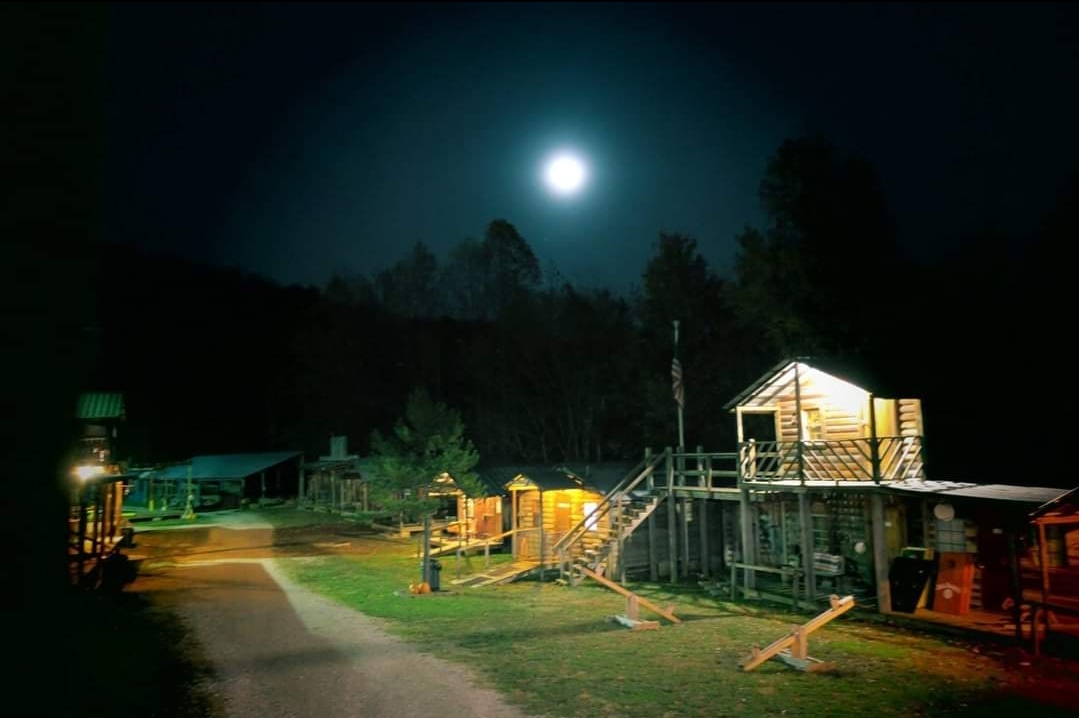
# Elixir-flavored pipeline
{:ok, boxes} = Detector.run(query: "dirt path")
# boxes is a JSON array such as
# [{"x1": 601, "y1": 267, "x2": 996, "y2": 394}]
[{"x1": 134, "y1": 516, "x2": 541, "y2": 718}]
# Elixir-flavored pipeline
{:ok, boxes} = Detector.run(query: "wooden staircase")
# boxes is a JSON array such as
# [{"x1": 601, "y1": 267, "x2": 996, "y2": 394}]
[{"x1": 552, "y1": 453, "x2": 668, "y2": 584}]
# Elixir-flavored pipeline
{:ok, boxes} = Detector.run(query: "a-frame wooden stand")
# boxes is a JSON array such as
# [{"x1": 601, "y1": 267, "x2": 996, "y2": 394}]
[{"x1": 739, "y1": 595, "x2": 854, "y2": 672}]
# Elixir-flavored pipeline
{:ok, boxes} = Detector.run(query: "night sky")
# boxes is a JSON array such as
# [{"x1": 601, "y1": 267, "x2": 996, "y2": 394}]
[{"x1": 101, "y1": 2, "x2": 1079, "y2": 292}]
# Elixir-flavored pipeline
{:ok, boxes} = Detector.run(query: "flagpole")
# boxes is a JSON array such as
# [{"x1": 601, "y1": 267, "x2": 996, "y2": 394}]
[{"x1": 674, "y1": 320, "x2": 685, "y2": 450}]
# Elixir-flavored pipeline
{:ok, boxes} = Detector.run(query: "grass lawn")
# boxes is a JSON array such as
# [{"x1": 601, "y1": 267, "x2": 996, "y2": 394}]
[{"x1": 266, "y1": 511, "x2": 1078, "y2": 718}]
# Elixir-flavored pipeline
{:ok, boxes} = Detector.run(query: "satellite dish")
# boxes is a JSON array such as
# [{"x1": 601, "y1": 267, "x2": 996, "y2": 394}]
[{"x1": 933, "y1": 503, "x2": 955, "y2": 521}]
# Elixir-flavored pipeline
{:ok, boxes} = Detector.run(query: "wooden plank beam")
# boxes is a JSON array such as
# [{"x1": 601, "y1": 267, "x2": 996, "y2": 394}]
[
  {"x1": 667, "y1": 449, "x2": 677, "y2": 584},
  {"x1": 800, "y1": 492, "x2": 815, "y2": 602},
  {"x1": 740, "y1": 488, "x2": 754, "y2": 591},
  {"x1": 699, "y1": 497, "x2": 709, "y2": 579},
  {"x1": 871, "y1": 493, "x2": 891, "y2": 613}
]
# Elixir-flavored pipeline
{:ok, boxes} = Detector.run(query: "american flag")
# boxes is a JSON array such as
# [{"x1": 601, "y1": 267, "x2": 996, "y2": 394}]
[{"x1": 671, "y1": 357, "x2": 684, "y2": 410}]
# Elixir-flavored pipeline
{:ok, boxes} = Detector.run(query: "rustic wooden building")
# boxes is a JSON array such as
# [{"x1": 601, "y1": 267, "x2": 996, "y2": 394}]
[
  {"x1": 299, "y1": 436, "x2": 369, "y2": 512},
  {"x1": 725, "y1": 358, "x2": 928, "y2": 607},
  {"x1": 451, "y1": 355, "x2": 1073, "y2": 648},
  {"x1": 1028, "y1": 488, "x2": 1079, "y2": 615},
  {"x1": 725, "y1": 358, "x2": 1070, "y2": 624},
  {"x1": 878, "y1": 480, "x2": 1065, "y2": 615},
  {"x1": 497, "y1": 465, "x2": 605, "y2": 565},
  {"x1": 68, "y1": 392, "x2": 132, "y2": 588},
  {"x1": 72, "y1": 392, "x2": 125, "y2": 469}
]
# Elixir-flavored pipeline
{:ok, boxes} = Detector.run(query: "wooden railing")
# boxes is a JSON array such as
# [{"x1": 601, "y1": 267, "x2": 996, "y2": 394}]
[
  {"x1": 661, "y1": 450, "x2": 739, "y2": 489},
  {"x1": 550, "y1": 452, "x2": 667, "y2": 571},
  {"x1": 739, "y1": 436, "x2": 924, "y2": 484}
]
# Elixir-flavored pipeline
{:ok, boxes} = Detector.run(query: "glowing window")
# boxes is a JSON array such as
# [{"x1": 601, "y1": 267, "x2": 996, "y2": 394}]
[
  {"x1": 801, "y1": 408, "x2": 823, "y2": 441},
  {"x1": 584, "y1": 501, "x2": 599, "y2": 531}
]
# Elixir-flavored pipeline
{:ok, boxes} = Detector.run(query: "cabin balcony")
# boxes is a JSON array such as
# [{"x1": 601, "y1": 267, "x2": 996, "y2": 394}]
[{"x1": 739, "y1": 436, "x2": 925, "y2": 486}]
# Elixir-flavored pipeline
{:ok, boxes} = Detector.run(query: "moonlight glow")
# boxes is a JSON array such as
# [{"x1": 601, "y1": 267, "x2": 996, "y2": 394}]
[{"x1": 544, "y1": 154, "x2": 587, "y2": 195}]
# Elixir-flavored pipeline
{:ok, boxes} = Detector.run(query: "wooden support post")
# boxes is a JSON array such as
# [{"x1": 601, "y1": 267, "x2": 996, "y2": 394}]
[
  {"x1": 681, "y1": 497, "x2": 691, "y2": 579},
  {"x1": 1007, "y1": 526, "x2": 1023, "y2": 640},
  {"x1": 739, "y1": 487, "x2": 754, "y2": 591},
  {"x1": 678, "y1": 450, "x2": 689, "y2": 579},
  {"x1": 538, "y1": 490, "x2": 546, "y2": 582},
  {"x1": 794, "y1": 362, "x2": 805, "y2": 483},
  {"x1": 666, "y1": 448, "x2": 677, "y2": 584},
  {"x1": 646, "y1": 448, "x2": 658, "y2": 581},
  {"x1": 868, "y1": 393, "x2": 881, "y2": 483},
  {"x1": 616, "y1": 499, "x2": 626, "y2": 584},
  {"x1": 717, "y1": 500, "x2": 726, "y2": 572},
  {"x1": 871, "y1": 493, "x2": 891, "y2": 613},
  {"x1": 779, "y1": 501, "x2": 789, "y2": 572},
  {"x1": 790, "y1": 627, "x2": 808, "y2": 660},
  {"x1": 699, "y1": 497, "x2": 709, "y2": 579},
  {"x1": 696, "y1": 445, "x2": 705, "y2": 488},
  {"x1": 800, "y1": 492, "x2": 815, "y2": 602},
  {"x1": 1038, "y1": 522, "x2": 1050, "y2": 607},
  {"x1": 626, "y1": 594, "x2": 640, "y2": 620},
  {"x1": 648, "y1": 511, "x2": 658, "y2": 582},
  {"x1": 510, "y1": 490, "x2": 518, "y2": 559}
]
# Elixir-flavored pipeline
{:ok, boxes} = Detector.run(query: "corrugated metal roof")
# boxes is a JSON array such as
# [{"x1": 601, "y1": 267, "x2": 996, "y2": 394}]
[
  {"x1": 149, "y1": 452, "x2": 303, "y2": 481},
  {"x1": 1029, "y1": 487, "x2": 1079, "y2": 522},
  {"x1": 722, "y1": 356, "x2": 915, "y2": 412},
  {"x1": 723, "y1": 359, "x2": 875, "y2": 412},
  {"x1": 884, "y1": 478, "x2": 1066, "y2": 505},
  {"x1": 76, "y1": 393, "x2": 125, "y2": 420}
]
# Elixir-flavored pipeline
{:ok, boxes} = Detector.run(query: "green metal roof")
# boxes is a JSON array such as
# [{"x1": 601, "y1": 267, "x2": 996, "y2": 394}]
[
  {"x1": 148, "y1": 452, "x2": 303, "y2": 481},
  {"x1": 75, "y1": 393, "x2": 125, "y2": 421}
]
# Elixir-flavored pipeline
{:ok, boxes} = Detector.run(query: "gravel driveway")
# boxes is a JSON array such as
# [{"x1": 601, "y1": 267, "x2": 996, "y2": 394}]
[{"x1": 136, "y1": 515, "x2": 541, "y2": 718}]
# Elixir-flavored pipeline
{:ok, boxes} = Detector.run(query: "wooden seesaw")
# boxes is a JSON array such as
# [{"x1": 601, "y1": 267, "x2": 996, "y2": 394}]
[
  {"x1": 739, "y1": 594, "x2": 854, "y2": 672},
  {"x1": 575, "y1": 566, "x2": 681, "y2": 630}
]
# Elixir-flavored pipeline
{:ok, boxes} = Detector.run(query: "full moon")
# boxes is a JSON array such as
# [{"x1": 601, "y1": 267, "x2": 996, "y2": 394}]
[{"x1": 544, "y1": 154, "x2": 587, "y2": 195}]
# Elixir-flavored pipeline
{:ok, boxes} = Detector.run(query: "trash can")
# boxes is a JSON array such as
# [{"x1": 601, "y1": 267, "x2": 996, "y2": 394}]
[
  {"x1": 889, "y1": 556, "x2": 933, "y2": 613},
  {"x1": 421, "y1": 559, "x2": 442, "y2": 592},
  {"x1": 425, "y1": 557, "x2": 442, "y2": 591}
]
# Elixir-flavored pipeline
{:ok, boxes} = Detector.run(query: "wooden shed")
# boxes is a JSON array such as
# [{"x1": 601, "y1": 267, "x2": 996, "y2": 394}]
[
  {"x1": 480, "y1": 466, "x2": 608, "y2": 566},
  {"x1": 726, "y1": 358, "x2": 925, "y2": 483},
  {"x1": 299, "y1": 436, "x2": 369, "y2": 512}
]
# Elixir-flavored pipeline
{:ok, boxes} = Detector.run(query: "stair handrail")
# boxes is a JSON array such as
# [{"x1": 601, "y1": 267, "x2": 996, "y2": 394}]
[{"x1": 551, "y1": 451, "x2": 667, "y2": 555}]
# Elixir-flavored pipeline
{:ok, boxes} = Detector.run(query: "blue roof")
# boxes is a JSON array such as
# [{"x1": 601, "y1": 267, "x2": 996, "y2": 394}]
[{"x1": 149, "y1": 452, "x2": 303, "y2": 481}]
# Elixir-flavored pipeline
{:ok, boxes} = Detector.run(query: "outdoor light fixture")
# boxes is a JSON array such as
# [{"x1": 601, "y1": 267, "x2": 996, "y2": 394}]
[{"x1": 74, "y1": 464, "x2": 106, "y2": 481}]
